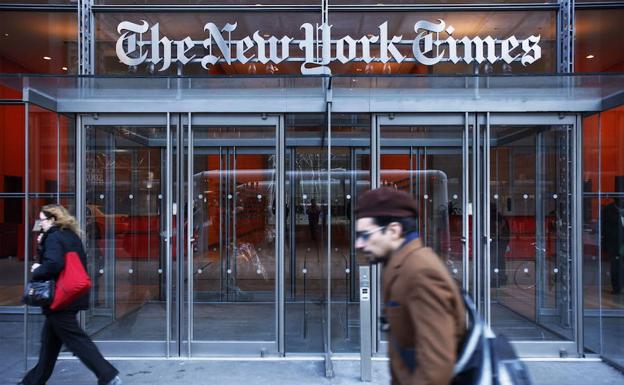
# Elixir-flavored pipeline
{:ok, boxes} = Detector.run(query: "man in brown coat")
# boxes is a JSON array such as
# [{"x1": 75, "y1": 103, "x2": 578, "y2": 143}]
[{"x1": 355, "y1": 187, "x2": 465, "y2": 385}]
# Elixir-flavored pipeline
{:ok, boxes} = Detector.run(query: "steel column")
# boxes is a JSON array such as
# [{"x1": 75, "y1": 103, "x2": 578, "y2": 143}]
[
  {"x1": 78, "y1": 0, "x2": 93, "y2": 75},
  {"x1": 165, "y1": 112, "x2": 172, "y2": 357},
  {"x1": 463, "y1": 113, "x2": 470, "y2": 292},
  {"x1": 472, "y1": 115, "x2": 481, "y2": 308},
  {"x1": 325, "y1": 84, "x2": 334, "y2": 378},
  {"x1": 277, "y1": 114, "x2": 286, "y2": 355},
  {"x1": 370, "y1": 114, "x2": 380, "y2": 354},
  {"x1": 187, "y1": 113, "x2": 193, "y2": 357},
  {"x1": 558, "y1": 0, "x2": 575, "y2": 73},
  {"x1": 535, "y1": 131, "x2": 546, "y2": 325},
  {"x1": 573, "y1": 115, "x2": 584, "y2": 357},
  {"x1": 23, "y1": 103, "x2": 30, "y2": 370},
  {"x1": 484, "y1": 113, "x2": 491, "y2": 325}
]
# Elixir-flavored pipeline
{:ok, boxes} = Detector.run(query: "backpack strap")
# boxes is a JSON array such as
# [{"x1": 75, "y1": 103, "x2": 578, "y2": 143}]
[{"x1": 454, "y1": 291, "x2": 484, "y2": 375}]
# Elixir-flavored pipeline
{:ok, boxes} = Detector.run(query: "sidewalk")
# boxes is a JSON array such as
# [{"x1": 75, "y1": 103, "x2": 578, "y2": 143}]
[{"x1": 3, "y1": 357, "x2": 624, "y2": 385}]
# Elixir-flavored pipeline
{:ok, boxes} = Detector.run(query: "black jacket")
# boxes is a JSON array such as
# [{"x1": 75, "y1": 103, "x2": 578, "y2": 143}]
[{"x1": 32, "y1": 226, "x2": 90, "y2": 313}]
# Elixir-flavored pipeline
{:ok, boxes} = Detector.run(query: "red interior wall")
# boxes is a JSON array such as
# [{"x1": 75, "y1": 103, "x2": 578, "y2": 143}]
[{"x1": 0, "y1": 105, "x2": 25, "y2": 258}]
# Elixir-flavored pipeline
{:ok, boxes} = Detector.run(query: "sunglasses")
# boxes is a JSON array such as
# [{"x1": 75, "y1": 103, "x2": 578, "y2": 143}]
[{"x1": 355, "y1": 226, "x2": 386, "y2": 242}]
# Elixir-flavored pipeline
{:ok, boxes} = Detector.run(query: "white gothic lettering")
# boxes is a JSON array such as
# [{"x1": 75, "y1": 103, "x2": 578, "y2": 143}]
[{"x1": 115, "y1": 19, "x2": 542, "y2": 74}]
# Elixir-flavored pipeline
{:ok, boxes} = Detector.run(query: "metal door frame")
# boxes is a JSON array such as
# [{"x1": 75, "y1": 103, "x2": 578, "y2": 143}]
[
  {"x1": 371, "y1": 112, "x2": 581, "y2": 358},
  {"x1": 372, "y1": 113, "x2": 471, "y2": 356},
  {"x1": 483, "y1": 113, "x2": 581, "y2": 358},
  {"x1": 79, "y1": 113, "x2": 172, "y2": 357},
  {"x1": 77, "y1": 113, "x2": 285, "y2": 357},
  {"x1": 184, "y1": 114, "x2": 285, "y2": 357}
]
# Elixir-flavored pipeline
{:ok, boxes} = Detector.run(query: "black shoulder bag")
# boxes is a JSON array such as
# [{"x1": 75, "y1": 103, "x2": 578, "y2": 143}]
[{"x1": 23, "y1": 280, "x2": 55, "y2": 307}]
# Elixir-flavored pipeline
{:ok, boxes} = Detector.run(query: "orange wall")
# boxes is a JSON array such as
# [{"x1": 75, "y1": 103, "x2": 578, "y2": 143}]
[{"x1": 583, "y1": 106, "x2": 624, "y2": 221}]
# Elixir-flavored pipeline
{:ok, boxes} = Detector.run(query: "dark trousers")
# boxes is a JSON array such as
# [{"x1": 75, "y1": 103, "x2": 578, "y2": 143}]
[{"x1": 21, "y1": 311, "x2": 118, "y2": 385}]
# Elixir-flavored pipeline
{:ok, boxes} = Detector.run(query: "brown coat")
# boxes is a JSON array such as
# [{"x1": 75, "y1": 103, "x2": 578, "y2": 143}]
[{"x1": 382, "y1": 238, "x2": 466, "y2": 385}]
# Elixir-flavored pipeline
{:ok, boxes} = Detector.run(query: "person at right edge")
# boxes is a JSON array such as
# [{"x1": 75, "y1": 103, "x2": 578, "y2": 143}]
[
  {"x1": 19, "y1": 204, "x2": 122, "y2": 385},
  {"x1": 355, "y1": 188, "x2": 465, "y2": 385}
]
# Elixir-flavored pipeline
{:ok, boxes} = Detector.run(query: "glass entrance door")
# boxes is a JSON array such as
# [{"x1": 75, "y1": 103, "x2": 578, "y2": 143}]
[
  {"x1": 375, "y1": 114, "x2": 469, "y2": 353},
  {"x1": 485, "y1": 114, "x2": 579, "y2": 356},
  {"x1": 185, "y1": 115, "x2": 282, "y2": 356},
  {"x1": 80, "y1": 114, "x2": 283, "y2": 357},
  {"x1": 82, "y1": 114, "x2": 170, "y2": 356},
  {"x1": 375, "y1": 113, "x2": 579, "y2": 357}
]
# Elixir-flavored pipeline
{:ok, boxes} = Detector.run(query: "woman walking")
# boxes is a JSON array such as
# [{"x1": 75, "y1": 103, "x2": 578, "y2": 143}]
[{"x1": 20, "y1": 204, "x2": 122, "y2": 385}]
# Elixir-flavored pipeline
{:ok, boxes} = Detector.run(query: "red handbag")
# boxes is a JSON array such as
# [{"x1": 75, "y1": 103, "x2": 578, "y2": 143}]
[{"x1": 50, "y1": 251, "x2": 92, "y2": 311}]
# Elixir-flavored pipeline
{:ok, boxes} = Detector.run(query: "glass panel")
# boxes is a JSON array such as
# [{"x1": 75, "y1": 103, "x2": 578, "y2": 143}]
[
  {"x1": 489, "y1": 123, "x2": 574, "y2": 341},
  {"x1": 331, "y1": 0, "x2": 557, "y2": 3},
  {"x1": 0, "y1": 105, "x2": 25, "y2": 193},
  {"x1": 585, "y1": 105, "x2": 624, "y2": 367},
  {"x1": 28, "y1": 106, "x2": 58, "y2": 194},
  {"x1": 285, "y1": 114, "x2": 326, "y2": 353},
  {"x1": 0, "y1": 0, "x2": 77, "y2": 3},
  {"x1": 575, "y1": 8, "x2": 624, "y2": 73},
  {"x1": 84, "y1": 124, "x2": 167, "y2": 343},
  {"x1": 330, "y1": 114, "x2": 371, "y2": 353},
  {"x1": 59, "y1": 114, "x2": 76, "y2": 193},
  {"x1": 96, "y1": 0, "x2": 320, "y2": 4},
  {"x1": 582, "y1": 113, "x2": 601, "y2": 356},
  {"x1": 0, "y1": 11, "x2": 78, "y2": 74},
  {"x1": 0, "y1": 197, "x2": 24, "y2": 306},
  {"x1": 191, "y1": 125, "x2": 276, "y2": 344},
  {"x1": 378, "y1": 121, "x2": 465, "y2": 344},
  {"x1": 380, "y1": 124, "x2": 464, "y2": 283}
]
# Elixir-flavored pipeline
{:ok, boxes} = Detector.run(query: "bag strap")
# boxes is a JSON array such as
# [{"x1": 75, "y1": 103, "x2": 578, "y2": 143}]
[{"x1": 453, "y1": 291, "x2": 485, "y2": 375}]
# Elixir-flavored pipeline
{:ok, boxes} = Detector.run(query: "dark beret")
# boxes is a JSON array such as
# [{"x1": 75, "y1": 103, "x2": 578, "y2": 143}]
[{"x1": 355, "y1": 187, "x2": 418, "y2": 218}]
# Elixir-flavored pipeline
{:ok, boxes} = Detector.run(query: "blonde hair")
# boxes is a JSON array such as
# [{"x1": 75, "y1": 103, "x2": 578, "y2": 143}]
[{"x1": 41, "y1": 204, "x2": 82, "y2": 236}]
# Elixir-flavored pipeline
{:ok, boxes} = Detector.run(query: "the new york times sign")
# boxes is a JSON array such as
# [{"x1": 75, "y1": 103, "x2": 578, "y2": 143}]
[{"x1": 116, "y1": 20, "x2": 542, "y2": 75}]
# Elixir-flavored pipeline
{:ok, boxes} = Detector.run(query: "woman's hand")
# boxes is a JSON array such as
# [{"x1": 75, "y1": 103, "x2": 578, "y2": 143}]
[{"x1": 37, "y1": 233, "x2": 43, "y2": 244}]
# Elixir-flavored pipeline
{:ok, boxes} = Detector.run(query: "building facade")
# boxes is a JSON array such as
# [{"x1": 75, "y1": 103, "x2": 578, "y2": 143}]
[{"x1": 1, "y1": 0, "x2": 624, "y2": 375}]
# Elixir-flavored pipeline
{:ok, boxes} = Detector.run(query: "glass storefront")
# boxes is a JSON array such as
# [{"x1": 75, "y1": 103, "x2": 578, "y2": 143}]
[
  {"x1": 1, "y1": 0, "x2": 624, "y2": 375},
  {"x1": 582, "y1": 105, "x2": 624, "y2": 368}
]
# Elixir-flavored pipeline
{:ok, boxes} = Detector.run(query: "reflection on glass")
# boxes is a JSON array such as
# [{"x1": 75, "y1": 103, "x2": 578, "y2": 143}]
[
  {"x1": 575, "y1": 8, "x2": 624, "y2": 73},
  {"x1": 285, "y1": 114, "x2": 328, "y2": 353},
  {"x1": 380, "y1": 125, "x2": 464, "y2": 283},
  {"x1": 582, "y1": 107, "x2": 624, "y2": 368},
  {"x1": 329, "y1": 114, "x2": 371, "y2": 353},
  {"x1": 489, "y1": 124, "x2": 574, "y2": 341},
  {"x1": 379, "y1": 123, "x2": 464, "y2": 344},
  {"x1": 191, "y1": 140, "x2": 276, "y2": 342},
  {"x1": 0, "y1": 11, "x2": 78, "y2": 74},
  {"x1": 84, "y1": 125, "x2": 166, "y2": 342}
]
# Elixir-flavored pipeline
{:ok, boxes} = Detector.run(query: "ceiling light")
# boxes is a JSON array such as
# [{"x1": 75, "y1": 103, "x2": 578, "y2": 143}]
[
  {"x1": 3, "y1": 33, "x2": 8, "y2": 37},
  {"x1": 43, "y1": 56, "x2": 51, "y2": 61},
  {"x1": 62, "y1": 67, "x2": 68, "y2": 71},
  {"x1": 586, "y1": 54, "x2": 595, "y2": 59}
]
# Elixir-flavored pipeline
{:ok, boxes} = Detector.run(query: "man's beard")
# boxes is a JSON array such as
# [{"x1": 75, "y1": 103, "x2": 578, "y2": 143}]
[{"x1": 365, "y1": 253, "x2": 388, "y2": 265}]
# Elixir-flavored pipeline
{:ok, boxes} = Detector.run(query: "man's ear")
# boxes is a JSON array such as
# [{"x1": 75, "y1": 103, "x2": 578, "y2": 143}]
[{"x1": 388, "y1": 222, "x2": 403, "y2": 239}]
